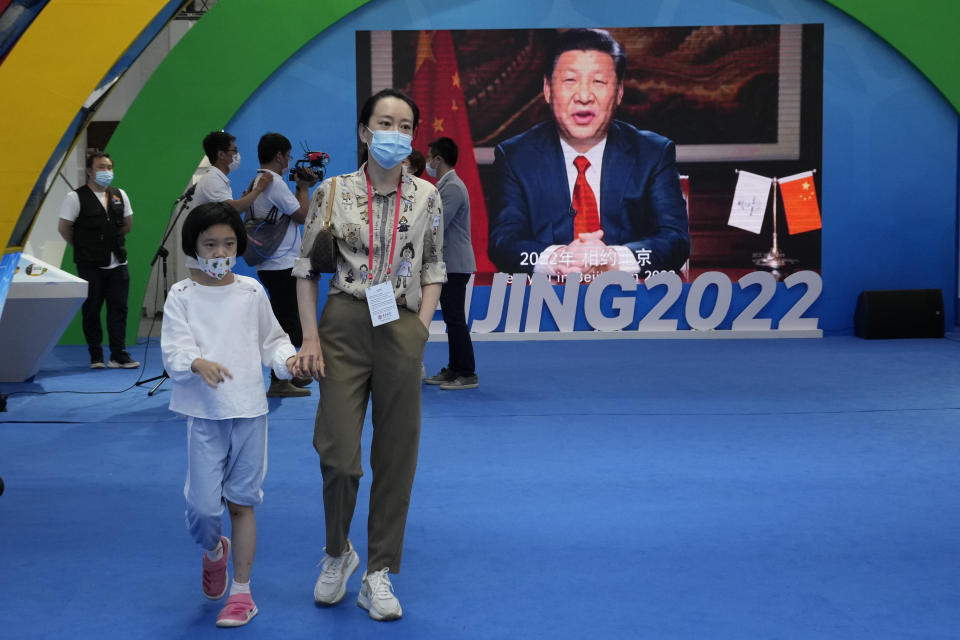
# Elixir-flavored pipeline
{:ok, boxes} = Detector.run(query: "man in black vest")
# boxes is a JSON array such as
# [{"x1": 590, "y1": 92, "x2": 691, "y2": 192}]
[{"x1": 58, "y1": 151, "x2": 140, "y2": 369}]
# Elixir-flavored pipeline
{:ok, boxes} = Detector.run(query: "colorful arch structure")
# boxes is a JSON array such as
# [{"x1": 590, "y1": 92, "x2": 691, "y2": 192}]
[
  {"x1": 0, "y1": 0, "x2": 176, "y2": 252},
  {"x1": 0, "y1": 0, "x2": 957, "y2": 344}
]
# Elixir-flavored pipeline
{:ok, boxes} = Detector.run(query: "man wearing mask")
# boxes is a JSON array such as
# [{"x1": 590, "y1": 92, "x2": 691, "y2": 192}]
[
  {"x1": 251, "y1": 132, "x2": 319, "y2": 397},
  {"x1": 423, "y1": 137, "x2": 478, "y2": 390},
  {"x1": 58, "y1": 151, "x2": 139, "y2": 369},
  {"x1": 488, "y1": 28, "x2": 689, "y2": 277},
  {"x1": 192, "y1": 130, "x2": 272, "y2": 208}
]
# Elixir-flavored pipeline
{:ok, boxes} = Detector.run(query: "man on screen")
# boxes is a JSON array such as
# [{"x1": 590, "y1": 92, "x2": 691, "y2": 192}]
[{"x1": 488, "y1": 28, "x2": 689, "y2": 277}]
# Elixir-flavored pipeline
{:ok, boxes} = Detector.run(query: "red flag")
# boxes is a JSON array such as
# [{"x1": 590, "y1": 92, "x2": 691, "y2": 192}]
[
  {"x1": 408, "y1": 30, "x2": 496, "y2": 281},
  {"x1": 778, "y1": 171, "x2": 822, "y2": 234}
]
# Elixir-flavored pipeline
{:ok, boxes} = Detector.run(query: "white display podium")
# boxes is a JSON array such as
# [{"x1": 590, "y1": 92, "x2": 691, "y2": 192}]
[{"x1": 0, "y1": 254, "x2": 87, "y2": 382}]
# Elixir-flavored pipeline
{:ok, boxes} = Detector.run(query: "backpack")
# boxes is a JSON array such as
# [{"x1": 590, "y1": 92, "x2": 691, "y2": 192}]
[{"x1": 241, "y1": 175, "x2": 291, "y2": 266}]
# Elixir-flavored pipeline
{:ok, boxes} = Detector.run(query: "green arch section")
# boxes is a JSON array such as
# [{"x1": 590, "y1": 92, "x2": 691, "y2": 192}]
[
  {"x1": 62, "y1": 0, "x2": 958, "y2": 345},
  {"x1": 825, "y1": 0, "x2": 960, "y2": 112},
  {"x1": 61, "y1": 0, "x2": 372, "y2": 345}
]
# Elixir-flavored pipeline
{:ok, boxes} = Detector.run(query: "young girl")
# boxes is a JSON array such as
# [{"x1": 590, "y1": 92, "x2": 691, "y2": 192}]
[{"x1": 161, "y1": 202, "x2": 297, "y2": 628}]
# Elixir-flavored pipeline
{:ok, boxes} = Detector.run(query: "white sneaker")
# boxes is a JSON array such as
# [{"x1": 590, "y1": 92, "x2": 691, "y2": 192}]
[
  {"x1": 357, "y1": 567, "x2": 402, "y2": 621},
  {"x1": 313, "y1": 540, "x2": 359, "y2": 605}
]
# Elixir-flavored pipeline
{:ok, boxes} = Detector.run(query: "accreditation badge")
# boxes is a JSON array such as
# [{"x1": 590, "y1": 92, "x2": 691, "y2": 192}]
[{"x1": 365, "y1": 281, "x2": 400, "y2": 327}]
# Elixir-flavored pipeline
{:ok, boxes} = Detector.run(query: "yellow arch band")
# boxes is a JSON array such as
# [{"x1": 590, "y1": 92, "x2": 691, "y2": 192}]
[{"x1": 0, "y1": 0, "x2": 172, "y2": 251}]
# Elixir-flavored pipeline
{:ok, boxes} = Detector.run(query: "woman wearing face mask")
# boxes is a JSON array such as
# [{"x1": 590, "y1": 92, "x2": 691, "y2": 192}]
[{"x1": 291, "y1": 89, "x2": 446, "y2": 622}]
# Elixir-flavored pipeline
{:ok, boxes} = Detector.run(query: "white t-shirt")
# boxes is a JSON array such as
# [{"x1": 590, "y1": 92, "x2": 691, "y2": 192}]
[
  {"x1": 59, "y1": 187, "x2": 134, "y2": 269},
  {"x1": 250, "y1": 169, "x2": 302, "y2": 271},
  {"x1": 160, "y1": 275, "x2": 295, "y2": 420},
  {"x1": 192, "y1": 166, "x2": 233, "y2": 207}
]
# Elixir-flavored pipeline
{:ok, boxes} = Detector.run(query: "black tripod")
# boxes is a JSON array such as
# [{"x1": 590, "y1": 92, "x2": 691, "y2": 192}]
[{"x1": 137, "y1": 185, "x2": 195, "y2": 396}]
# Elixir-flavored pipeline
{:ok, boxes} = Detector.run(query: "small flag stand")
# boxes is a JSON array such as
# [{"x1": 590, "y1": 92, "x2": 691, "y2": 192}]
[
  {"x1": 754, "y1": 176, "x2": 796, "y2": 270},
  {"x1": 729, "y1": 168, "x2": 820, "y2": 271}
]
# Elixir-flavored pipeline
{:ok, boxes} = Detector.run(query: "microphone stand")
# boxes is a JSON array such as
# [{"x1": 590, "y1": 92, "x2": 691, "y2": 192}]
[{"x1": 137, "y1": 185, "x2": 195, "y2": 395}]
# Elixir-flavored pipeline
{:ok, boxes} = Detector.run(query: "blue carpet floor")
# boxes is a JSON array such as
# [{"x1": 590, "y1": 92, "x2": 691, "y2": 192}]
[{"x1": 1, "y1": 336, "x2": 959, "y2": 639}]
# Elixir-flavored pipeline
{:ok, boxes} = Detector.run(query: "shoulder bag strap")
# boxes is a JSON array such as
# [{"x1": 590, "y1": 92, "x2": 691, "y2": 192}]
[
  {"x1": 244, "y1": 176, "x2": 259, "y2": 220},
  {"x1": 322, "y1": 177, "x2": 337, "y2": 229}
]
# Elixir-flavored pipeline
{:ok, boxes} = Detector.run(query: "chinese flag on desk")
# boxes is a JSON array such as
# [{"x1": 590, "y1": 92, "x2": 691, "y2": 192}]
[
  {"x1": 408, "y1": 30, "x2": 496, "y2": 281},
  {"x1": 779, "y1": 171, "x2": 822, "y2": 234}
]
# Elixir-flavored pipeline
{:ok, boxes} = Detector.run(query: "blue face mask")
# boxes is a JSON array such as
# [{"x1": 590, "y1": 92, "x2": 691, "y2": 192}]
[
  {"x1": 366, "y1": 127, "x2": 413, "y2": 170},
  {"x1": 94, "y1": 170, "x2": 114, "y2": 187}
]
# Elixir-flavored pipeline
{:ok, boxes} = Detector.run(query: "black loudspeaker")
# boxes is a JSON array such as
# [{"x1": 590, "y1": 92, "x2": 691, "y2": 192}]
[{"x1": 854, "y1": 289, "x2": 944, "y2": 339}]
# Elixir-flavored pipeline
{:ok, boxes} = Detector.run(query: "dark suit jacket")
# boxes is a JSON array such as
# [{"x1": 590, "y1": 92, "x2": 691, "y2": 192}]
[{"x1": 489, "y1": 120, "x2": 690, "y2": 274}]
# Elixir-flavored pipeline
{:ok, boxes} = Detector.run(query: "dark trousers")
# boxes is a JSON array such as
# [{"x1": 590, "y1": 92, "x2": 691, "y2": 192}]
[
  {"x1": 439, "y1": 272, "x2": 475, "y2": 377},
  {"x1": 257, "y1": 268, "x2": 303, "y2": 382},
  {"x1": 77, "y1": 264, "x2": 130, "y2": 361}
]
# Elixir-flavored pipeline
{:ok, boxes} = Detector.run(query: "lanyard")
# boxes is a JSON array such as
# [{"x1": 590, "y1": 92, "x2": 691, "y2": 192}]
[{"x1": 365, "y1": 168, "x2": 403, "y2": 278}]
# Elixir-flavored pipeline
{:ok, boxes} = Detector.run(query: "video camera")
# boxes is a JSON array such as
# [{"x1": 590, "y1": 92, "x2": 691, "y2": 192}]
[{"x1": 289, "y1": 143, "x2": 329, "y2": 183}]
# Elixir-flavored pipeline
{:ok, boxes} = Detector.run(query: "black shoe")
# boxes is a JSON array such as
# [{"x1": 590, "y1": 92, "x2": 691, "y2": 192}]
[
  {"x1": 292, "y1": 376, "x2": 314, "y2": 388},
  {"x1": 107, "y1": 351, "x2": 141, "y2": 369},
  {"x1": 90, "y1": 359, "x2": 106, "y2": 369},
  {"x1": 267, "y1": 380, "x2": 311, "y2": 398},
  {"x1": 424, "y1": 367, "x2": 456, "y2": 385},
  {"x1": 439, "y1": 374, "x2": 479, "y2": 390}
]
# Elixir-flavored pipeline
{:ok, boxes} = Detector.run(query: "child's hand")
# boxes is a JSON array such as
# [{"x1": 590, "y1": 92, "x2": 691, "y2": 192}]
[{"x1": 191, "y1": 358, "x2": 233, "y2": 388}]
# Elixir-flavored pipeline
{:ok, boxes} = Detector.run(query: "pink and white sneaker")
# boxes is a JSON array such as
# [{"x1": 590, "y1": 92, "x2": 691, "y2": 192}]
[
  {"x1": 201, "y1": 536, "x2": 231, "y2": 600},
  {"x1": 216, "y1": 593, "x2": 258, "y2": 628}
]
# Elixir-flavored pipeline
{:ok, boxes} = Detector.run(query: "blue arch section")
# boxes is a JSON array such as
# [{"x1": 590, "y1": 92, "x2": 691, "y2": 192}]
[{"x1": 0, "y1": 0, "x2": 49, "y2": 62}]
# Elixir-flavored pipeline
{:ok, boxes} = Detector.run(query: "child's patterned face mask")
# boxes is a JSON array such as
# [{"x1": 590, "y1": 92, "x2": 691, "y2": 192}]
[{"x1": 197, "y1": 255, "x2": 234, "y2": 280}]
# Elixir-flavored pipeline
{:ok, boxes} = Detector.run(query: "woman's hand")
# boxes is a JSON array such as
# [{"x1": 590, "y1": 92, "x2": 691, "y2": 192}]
[
  {"x1": 419, "y1": 283, "x2": 441, "y2": 332},
  {"x1": 191, "y1": 358, "x2": 233, "y2": 388},
  {"x1": 293, "y1": 338, "x2": 326, "y2": 379},
  {"x1": 417, "y1": 312, "x2": 431, "y2": 331}
]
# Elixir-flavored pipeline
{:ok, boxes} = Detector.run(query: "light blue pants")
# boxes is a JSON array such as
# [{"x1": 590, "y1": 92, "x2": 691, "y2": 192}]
[{"x1": 184, "y1": 415, "x2": 268, "y2": 550}]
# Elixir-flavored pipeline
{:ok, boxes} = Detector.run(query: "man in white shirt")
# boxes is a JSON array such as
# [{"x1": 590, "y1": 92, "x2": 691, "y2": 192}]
[
  {"x1": 192, "y1": 131, "x2": 272, "y2": 209},
  {"x1": 58, "y1": 151, "x2": 139, "y2": 369},
  {"x1": 251, "y1": 133, "x2": 318, "y2": 397}
]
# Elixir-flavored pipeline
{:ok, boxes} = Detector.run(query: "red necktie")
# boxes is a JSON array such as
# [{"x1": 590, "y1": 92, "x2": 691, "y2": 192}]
[{"x1": 572, "y1": 155, "x2": 601, "y2": 236}]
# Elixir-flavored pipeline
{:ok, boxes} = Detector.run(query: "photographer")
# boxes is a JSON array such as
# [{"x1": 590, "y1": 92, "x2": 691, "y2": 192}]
[{"x1": 251, "y1": 133, "x2": 319, "y2": 397}]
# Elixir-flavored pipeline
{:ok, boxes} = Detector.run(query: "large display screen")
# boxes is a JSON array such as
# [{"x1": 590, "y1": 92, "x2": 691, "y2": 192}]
[{"x1": 356, "y1": 25, "x2": 824, "y2": 333}]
